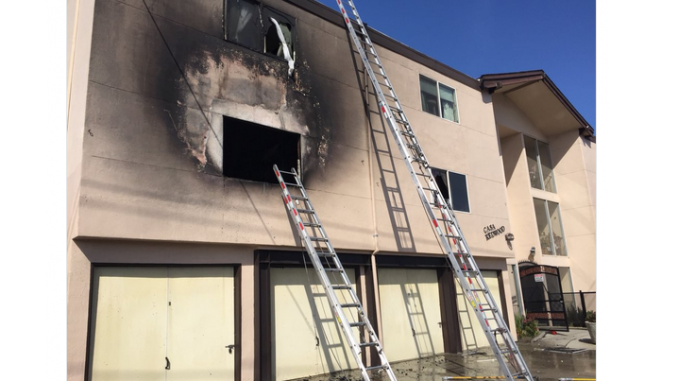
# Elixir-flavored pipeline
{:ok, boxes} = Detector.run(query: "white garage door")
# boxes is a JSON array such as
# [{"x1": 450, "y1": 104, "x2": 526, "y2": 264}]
[
  {"x1": 271, "y1": 267, "x2": 359, "y2": 381},
  {"x1": 456, "y1": 270, "x2": 505, "y2": 351},
  {"x1": 88, "y1": 266, "x2": 235, "y2": 381},
  {"x1": 378, "y1": 268, "x2": 444, "y2": 362}
]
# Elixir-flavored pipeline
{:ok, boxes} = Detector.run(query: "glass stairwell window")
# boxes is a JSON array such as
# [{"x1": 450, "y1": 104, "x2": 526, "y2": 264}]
[
  {"x1": 525, "y1": 136, "x2": 556, "y2": 192},
  {"x1": 533, "y1": 198, "x2": 567, "y2": 256}
]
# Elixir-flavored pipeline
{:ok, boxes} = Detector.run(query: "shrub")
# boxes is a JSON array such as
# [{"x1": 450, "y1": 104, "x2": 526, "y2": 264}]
[
  {"x1": 585, "y1": 310, "x2": 596, "y2": 323},
  {"x1": 515, "y1": 314, "x2": 540, "y2": 339}
]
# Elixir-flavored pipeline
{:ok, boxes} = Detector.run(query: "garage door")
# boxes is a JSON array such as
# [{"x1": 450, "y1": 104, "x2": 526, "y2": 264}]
[
  {"x1": 456, "y1": 270, "x2": 505, "y2": 351},
  {"x1": 378, "y1": 268, "x2": 444, "y2": 362},
  {"x1": 271, "y1": 267, "x2": 359, "y2": 381},
  {"x1": 88, "y1": 266, "x2": 235, "y2": 381}
]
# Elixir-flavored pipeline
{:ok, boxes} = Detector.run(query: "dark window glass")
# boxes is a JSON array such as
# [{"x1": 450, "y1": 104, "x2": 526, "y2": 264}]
[
  {"x1": 420, "y1": 75, "x2": 439, "y2": 116},
  {"x1": 226, "y1": 0, "x2": 262, "y2": 51},
  {"x1": 449, "y1": 172, "x2": 469, "y2": 213}
]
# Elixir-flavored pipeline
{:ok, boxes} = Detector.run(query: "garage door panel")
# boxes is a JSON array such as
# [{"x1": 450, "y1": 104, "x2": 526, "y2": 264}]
[
  {"x1": 89, "y1": 266, "x2": 236, "y2": 381},
  {"x1": 456, "y1": 270, "x2": 504, "y2": 350},
  {"x1": 271, "y1": 268, "x2": 359, "y2": 381},
  {"x1": 167, "y1": 267, "x2": 235, "y2": 381},
  {"x1": 378, "y1": 268, "x2": 444, "y2": 362},
  {"x1": 89, "y1": 267, "x2": 168, "y2": 381}
]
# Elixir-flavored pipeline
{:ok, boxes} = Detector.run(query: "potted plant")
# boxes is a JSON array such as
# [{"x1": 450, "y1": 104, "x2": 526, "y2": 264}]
[{"x1": 585, "y1": 310, "x2": 596, "y2": 344}]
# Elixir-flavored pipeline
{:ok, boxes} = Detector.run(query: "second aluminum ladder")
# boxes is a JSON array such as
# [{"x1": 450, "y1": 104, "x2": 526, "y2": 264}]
[
  {"x1": 334, "y1": 0, "x2": 535, "y2": 379},
  {"x1": 273, "y1": 165, "x2": 397, "y2": 381}
]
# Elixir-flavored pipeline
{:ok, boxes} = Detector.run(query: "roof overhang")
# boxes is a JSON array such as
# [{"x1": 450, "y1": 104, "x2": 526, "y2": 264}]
[{"x1": 480, "y1": 70, "x2": 594, "y2": 140}]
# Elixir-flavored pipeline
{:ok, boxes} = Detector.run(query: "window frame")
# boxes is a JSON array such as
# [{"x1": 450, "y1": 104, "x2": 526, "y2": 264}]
[
  {"x1": 533, "y1": 198, "x2": 567, "y2": 256},
  {"x1": 431, "y1": 167, "x2": 471, "y2": 213},
  {"x1": 223, "y1": 0, "x2": 296, "y2": 61},
  {"x1": 524, "y1": 135, "x2": 557, "y2": 193},
  {"x1": 418, "y1": 74, "x2": 461, "y2": 124}
]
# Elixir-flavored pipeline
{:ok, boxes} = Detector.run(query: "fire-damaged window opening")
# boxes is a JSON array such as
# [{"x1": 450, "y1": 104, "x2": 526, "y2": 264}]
[
  {"x1": 224, "y1": 1, "x2": 296, "y2": 62},
  {"x1": 431, "y1": 167, "x2": 470, "y2": 213},
  {"x1": 223, "y1": 116, "x2": 300, "y2": 184}
]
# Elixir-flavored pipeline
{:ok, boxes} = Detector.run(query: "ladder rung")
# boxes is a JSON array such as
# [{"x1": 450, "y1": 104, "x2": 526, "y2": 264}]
[
  {"x1": 290, "y1": 195, "x2": 307, "y2": 201},
  {"x1": 340, "y1": 303, "x2": 361, "y2": 308},
  {"x1": 359, "y1": 341, "x2": 378, "y2": 347},
  {"x1": 309, "y1": 236, "x2": 328, "y2": 241},
  {"x1": 445, "y1": 234, "x2": 462, "y2": 240},
  {"x1": 469, "y1": 288, "x2": 489, "y2": 292},
  {"x1": 480, "y1": 307, "x2": 499, "y2": 312},
  {"x1": 276, "y1": 170, "x2": 297, "y2": 175},
  {"x1": 303, "y1": 222, "x2": 321, "y2": 227},
  {"x1": 325, "y1": 268, "x2": 344, "y2": 272},
  {"x1": 332, "y1": 285, "x2": 351, "y2": 290},
  {"x1": 349, "y1": 322, "x2": 366, "y2": 327},
  {"x1": 284, "y1": 182, "x2": 302, "y2": 188},
  {"x1": 317, "y1": 252, "x2": 334, "y2": 257},
  {"x1": 365, "y1": 364, "x2": 388, "y2": 371},
  {"x1": 296, "y1": 208, "x2": 314, "y2": 214}
]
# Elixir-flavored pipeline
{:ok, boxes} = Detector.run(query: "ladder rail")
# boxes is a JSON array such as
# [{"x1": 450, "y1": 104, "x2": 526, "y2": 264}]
[
  {"x1": 335, "y1": 1, "x2": 534, "y2": 380},
  {"x1": 273, "y1": 165, "x2": 397, "y2": 381}
]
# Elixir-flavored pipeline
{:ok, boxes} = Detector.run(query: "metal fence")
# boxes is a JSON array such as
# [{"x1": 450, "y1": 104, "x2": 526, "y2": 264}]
[{"x1": 562, "y1": 291, "x2": 596, "y2": 327}]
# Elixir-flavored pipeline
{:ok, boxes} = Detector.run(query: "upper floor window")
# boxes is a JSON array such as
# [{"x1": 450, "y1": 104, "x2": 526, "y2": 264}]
[
  {"x1": 431, "y1": 168, "x2": 470, "y2": 212},
  {"x1": 533, "y1": 198, "x2": 567, "y2": 256},
  {"x1": 225, "y1": 1, "x2": 295, "y2": 60},
  {"x1": 419, "y1": 75, "x2": 459, "y2": 123},
  {"x1": 524, "y1": 136, "x2": 556, "y2": 192}
]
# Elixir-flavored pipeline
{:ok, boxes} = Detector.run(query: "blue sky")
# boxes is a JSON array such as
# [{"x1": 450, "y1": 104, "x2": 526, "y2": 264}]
[{"x1": 316, "y1": 0, "x2": 596, "y2": 130}]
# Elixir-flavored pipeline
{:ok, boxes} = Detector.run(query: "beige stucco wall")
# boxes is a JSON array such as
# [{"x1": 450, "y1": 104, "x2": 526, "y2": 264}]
[
  {"x1": 548, "y1": 131, "x2": 596, "y2": 292},
  {"x1": 494, "y1": 93, "x2": 596, "y2": 294},
  {"x1": 68, "y1": 0, "x2": 521, "y2": 378},
  {"x1": 74, "y1": 0, "x2": 511, "y2": 261}
]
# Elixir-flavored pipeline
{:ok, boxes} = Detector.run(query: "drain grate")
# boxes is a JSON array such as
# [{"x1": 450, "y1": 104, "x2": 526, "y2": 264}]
[{"x1": 544, "y1": 347, "x2": 587, "y2": 354}]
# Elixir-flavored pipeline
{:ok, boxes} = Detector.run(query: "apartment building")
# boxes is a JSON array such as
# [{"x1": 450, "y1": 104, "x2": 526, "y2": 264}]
[{"x1": 67, "y1": 1, "x2": 595, "y2": 380}]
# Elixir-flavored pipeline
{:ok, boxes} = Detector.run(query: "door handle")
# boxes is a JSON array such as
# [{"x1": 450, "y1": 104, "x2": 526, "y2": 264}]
[
  {"x1": 165, "y1": 357, "x2": 170, "y2": 370},
  {"x1": 225, "y1": 344, "x2": 235, "y2": 354}
]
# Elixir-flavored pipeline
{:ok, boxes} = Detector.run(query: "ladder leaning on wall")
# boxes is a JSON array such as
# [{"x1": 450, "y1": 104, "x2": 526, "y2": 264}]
[
  {"x1": 273, "y1": 165, "x2": 397, "y2": 381},
  {"x1": 333, "y1": 0, "x2": 536, "y2": 380}
]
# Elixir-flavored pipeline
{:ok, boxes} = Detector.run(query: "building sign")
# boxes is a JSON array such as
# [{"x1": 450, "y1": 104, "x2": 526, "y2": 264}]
[
  {"x1": 534, "y1": 274, "x2": 544, "y2": 283},
  {"x1": 519, "y1": 265, "x2": 558, "y2": 278},
  {"x1": 483, "y1": 224, "x2": 506, "y2": 240}
]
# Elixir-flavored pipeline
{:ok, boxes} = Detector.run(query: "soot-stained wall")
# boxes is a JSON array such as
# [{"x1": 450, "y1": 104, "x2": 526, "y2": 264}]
[{"x1": 78, "y1": 0, "x2": 375, "y2": 247}]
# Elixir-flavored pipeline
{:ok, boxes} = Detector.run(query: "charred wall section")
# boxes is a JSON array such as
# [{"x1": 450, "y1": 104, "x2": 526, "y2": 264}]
[{"x1": 79, "y1": 0, "x2": 375, "y2": 247}]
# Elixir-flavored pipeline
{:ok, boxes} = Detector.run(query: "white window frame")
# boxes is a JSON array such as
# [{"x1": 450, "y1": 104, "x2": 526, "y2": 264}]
[{"x1": 419, "y1": 74, "x2": 461, "y2": 124}]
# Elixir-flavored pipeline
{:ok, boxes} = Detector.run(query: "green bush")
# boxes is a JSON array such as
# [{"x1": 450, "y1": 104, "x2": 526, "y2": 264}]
[
  {"x1": 585, "y1": 310, "x2": 596, "y2": 323},
  {"x1": 515, "y1": 314, "x2": 539, "y2": 339}
]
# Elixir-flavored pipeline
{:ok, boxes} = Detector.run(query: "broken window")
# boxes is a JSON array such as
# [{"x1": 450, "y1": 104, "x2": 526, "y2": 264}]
[
  {"x1": 431, "y1": 167, "x2": 470, "y2": 213},
  {"x1": 223, "y1": 116, "x2": 300, "y2": 184},
  {"x1": 224, "y1": 1, "x2": 295, "y2": 62},
  {"x1": 225, "y1": 0, "x2": 263, "y2": 51}
]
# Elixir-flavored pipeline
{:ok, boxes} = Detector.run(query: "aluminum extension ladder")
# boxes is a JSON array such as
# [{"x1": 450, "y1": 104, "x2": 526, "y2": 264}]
[
  {"x1": 334, "y1": 1, "x2": 535, "y2": 380},
  {"x1": 273, "y1": 165, "x2": 397, "y2": 381}
]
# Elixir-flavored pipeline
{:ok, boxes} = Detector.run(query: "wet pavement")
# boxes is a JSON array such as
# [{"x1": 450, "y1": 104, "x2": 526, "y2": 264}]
[{"x1": 297, "y1": 329, "x2": 595, "y2": 381}]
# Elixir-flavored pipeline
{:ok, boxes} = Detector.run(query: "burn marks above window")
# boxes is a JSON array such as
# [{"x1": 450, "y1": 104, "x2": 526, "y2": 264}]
[
  {"x1": 225, "y1": 1, "x2": 295, "y2": 60},
  {"x1": 223, "y1": 116, "x2": 300, "y2": 184}
]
